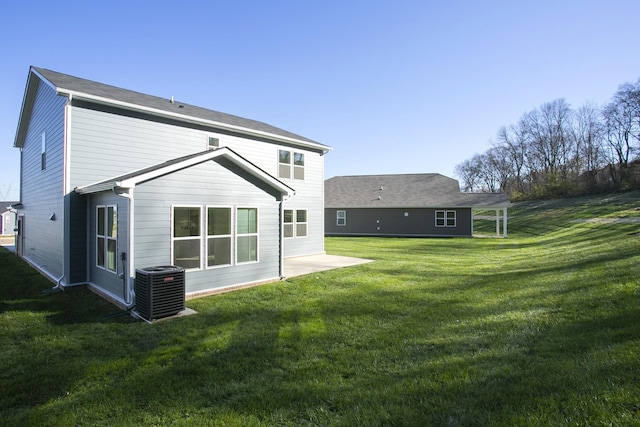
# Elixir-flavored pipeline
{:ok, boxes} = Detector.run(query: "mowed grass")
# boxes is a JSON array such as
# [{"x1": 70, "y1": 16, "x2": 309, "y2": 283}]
[{"x1": 1, "y1": 191, "x2": 639, "y2": 426}]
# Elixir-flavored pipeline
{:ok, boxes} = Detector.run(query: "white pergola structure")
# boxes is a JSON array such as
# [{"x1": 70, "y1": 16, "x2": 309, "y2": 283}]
[{"x1": 471, "y1": 206, "x2": 508, "y2": 238}]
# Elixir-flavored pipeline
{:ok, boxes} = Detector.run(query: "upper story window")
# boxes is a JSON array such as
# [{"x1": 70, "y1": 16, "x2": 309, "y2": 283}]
[
  {"x1": 337, "y1": 210, "x2": 346, "y2": 226},
  {"x1": 208, "y1": 136, "x2": 219, "y2": 149},
  {"x1": 97, "y1": 205, "x2": 117, "y2": 272},
  {"x1": 41, "y1": 132, "x2": 46, "y2": 171},
  {"x1": 435, "y1": 210, "x2": 456, "y2": 227},
  {"x1": 278, "y1": 149, "x2": 304, "y2": 180}
]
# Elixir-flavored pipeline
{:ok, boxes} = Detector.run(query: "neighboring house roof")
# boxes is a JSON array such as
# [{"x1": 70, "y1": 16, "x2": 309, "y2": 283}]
[
  {"x1": 325, "y1": 174, "x2": 510, "y2": 208},
  {"x1": 75, "y1": 147, "x2": 295, "y2": 197},
  {"x1": 15, "y1": 66, "x2": 330, "y2": 153},
  {"x1": 1, "y1": 201, "x2": 20, "y2": 211}
]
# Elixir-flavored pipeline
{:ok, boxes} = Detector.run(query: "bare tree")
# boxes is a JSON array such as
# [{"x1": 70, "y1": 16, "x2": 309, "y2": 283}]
[
  {"x1": 454, "y1": 156, "x2": 482, "y2": 192},
  {"x1": 495, "y1": 124, "x2": 528, "y2": 194},
  {"x1": 602, "y1": 83, "x2": 639, "y2": 186},
  {"x1": 573, "y1": 103, "x2": 605, "y2": 191}
]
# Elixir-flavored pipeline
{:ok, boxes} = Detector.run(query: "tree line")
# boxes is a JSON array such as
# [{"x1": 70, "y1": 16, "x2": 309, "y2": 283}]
[{"x1": 454, "y1": 78, "x2": 640, "y2": 200}]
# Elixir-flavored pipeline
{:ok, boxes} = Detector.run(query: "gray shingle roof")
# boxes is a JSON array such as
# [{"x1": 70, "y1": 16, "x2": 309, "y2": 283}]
[
  {"x1": 32, "y1": 67, "x2": 326, "y2": 148},
  {"x1": 325, "y1": 174, "x2": 510, "y2": 208}
]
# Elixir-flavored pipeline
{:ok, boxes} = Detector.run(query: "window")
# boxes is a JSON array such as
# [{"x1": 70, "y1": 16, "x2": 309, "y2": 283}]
[
  {"x1": 173, "y1": 206, "x2": 202, "y2": 269},
  {"x1": 278, "y1": 149, "x2": 304, "y2": 180},
  {"x1": 435, "y1": 210, "x2": 456, "y2": 227},
  {"x1": 337, "y1": 210, "x2": 346, "y2": 226},
  {"x1": 237, "y1": 208, "x2": 258, "y2": 263},
  {"x1": 278, "y1": 150, "x2": 291, "y2": 179},
  {"x1": 283, "y1": 209, "x2": 294, "y2": 238},
  {"x1": 293, "y1": 152, "x2": 305, "y2": 180},
  {"x1": 207, "y1": 207, "x2": 231, "y2": 267},
  {"x1": 296, "y1": 210, "x2": 307, "y2": 237},
  {"x1": 41, "y1": 132, "x2": 46, "y2": 171},
  {"x1": 284, "y1": 209, "x2": 307, "y2": 238},
  {"x1": 208, "y1": 136, "x2": 219, "y2": 149},
  {"x1": 97, "y1": 205, "x2": 117, "y2": 272}
]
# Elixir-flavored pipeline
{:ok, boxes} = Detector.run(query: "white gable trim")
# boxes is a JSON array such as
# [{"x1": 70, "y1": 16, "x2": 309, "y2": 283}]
[{"x1": 75, "y1": 148, "x2": 295, "y2": 197}]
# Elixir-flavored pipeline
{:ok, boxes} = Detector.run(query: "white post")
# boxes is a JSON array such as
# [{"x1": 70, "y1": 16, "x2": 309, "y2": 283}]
[
  {"x1": 503, "y1": 207, "x2": 508, "y2": 238},
  {"x1": 496, "y1": 209, "x2": 500, "y2": 237}
]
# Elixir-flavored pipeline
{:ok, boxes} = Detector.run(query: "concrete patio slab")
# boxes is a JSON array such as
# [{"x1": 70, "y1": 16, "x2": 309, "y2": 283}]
[{"x1": 284, "y1": 253, "x2": 373, "y2": 278}]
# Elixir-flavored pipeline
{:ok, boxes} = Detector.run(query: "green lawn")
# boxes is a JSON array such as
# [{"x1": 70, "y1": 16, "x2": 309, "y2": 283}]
[{"x1": 1, "y1": 191, "x2": 639, "y2": 426}]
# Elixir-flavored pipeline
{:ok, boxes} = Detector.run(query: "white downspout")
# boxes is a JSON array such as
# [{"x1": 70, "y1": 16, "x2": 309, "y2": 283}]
[{"x1": 114, "y1": 187, "x2": 135, "y2": 309}]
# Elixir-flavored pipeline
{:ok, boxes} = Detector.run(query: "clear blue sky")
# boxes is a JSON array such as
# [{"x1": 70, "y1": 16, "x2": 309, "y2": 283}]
[{"x1": 1, "y1": 0, "x2": 639, "y2": 201}]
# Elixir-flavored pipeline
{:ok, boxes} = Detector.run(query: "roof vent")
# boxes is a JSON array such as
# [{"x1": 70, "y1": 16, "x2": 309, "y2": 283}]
[
  {"x1": 380, "y1": 186, "x2": 384, "y2": 191},
  {"x1": 377, "y1": 195, "x2": 382, "y2": 200},
  {"x1": 170, "y1": 96, "x2": 174, "y2": 103}
]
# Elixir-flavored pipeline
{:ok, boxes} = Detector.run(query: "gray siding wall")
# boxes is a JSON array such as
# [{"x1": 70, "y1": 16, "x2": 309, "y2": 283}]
[
  {"x1": 87, "y1": 192, "x2": 129, "y2": 301},
  {"x1": 325, "y1": 208, "x2": 473, "y2": 237},
  {"x1": 19, "y1": 81, "x2": 67, "y2": 280},
  {"x1": 133, "y1": 161, "x2": 281, "y2": 295},
  {"x1": 68, "y1": 105, "x2": 325, "y2": 257}
]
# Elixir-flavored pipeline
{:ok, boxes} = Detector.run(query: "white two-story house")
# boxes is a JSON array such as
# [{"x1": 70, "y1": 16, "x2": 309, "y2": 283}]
[{"x1": 13, "y1": 66, "x2": 331, "y2": 310}]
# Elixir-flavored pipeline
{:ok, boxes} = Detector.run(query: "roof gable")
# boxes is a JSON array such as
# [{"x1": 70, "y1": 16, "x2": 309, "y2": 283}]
[
  {"x1": 16, "y1": 67, "x2": 330, "y2": 152},
  {"x1": 325, "y1": 174, "x2": 509, "y2": 208},
  {"x1": 75, "y1": 147, "x2": 294, "y2": 198}
]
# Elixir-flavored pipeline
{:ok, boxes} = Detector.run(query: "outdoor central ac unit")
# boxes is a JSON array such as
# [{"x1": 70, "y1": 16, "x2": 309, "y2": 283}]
[{"x1": 135, "y1": 266, "x2": 185, "y2": 321}]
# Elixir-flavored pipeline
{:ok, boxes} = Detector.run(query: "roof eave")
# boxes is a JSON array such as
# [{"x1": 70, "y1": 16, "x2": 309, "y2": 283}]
[
  {"x1": 59, "y1": 89, "x2": 331, "y2": 153},
  {"x1": 14, "y1": 68, "x2": 61, "y2": 148}
]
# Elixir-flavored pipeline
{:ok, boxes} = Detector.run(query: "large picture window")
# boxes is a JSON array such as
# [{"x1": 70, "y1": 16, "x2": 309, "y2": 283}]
[
  {"x1": 97, "y1": 205, "x2": 117, "y2": 272},
  {"x1": 173, "y1": 206, "x2": 202, "y2": 269},
  {"x1": 284, "y1": 209, "x2": 307, "y2": 238},
  {"x1": 435, "y1": 210, "x2": 456, "y2": 227},
  {"x1": 278, "y1": 149, "x2": 305, "y2": 180},
  {"x1": 207, "y1": 207, "x2": 231, "y2": 267},
  {"x1": 237, "y1": 208, "x2": 258, "y2": 263}
]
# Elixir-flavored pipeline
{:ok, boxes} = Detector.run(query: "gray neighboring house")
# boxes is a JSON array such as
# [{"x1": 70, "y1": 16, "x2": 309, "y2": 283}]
[
  {"x1": 0, "y1": 201, "x2": 19, "y2": 235},
  {"x1": 325, "y1": 174, "x2": 510, "y2": 237},
  {"x1": 12, "y1": 66, "x2": 331, "y2": 309}
]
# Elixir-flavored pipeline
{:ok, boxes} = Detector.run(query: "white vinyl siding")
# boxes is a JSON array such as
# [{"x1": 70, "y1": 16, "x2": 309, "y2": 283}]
[
  {"x1": 133, "y1": 160, "x2": 281, "y2": 295},
  {"x1": 19, "y1": 79, "x2": 67, "y2": 280},
  {"x1": 68, "y1": 103, "x2": 325, "y2": 261}
]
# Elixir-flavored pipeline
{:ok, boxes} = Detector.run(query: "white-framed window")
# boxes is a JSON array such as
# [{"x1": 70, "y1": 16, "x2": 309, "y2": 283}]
[
  {"x1": 284, "y1": 209, "x2": 308, "y2": 238},
  {"x1": 207, "y1": 207, "x2": 232, "y2": 267},
  {"x1": 435, "y1": 210, "x2": 456, "y2": 227},
  {"x1": 97, "y1": 205, "x2": 117, "y2": 272},
  {"x1": 208, "y1": 136, "x2": 219, "y2": 149},
  {"x1": 41, "y1": 132, "x2": 46, "y2": 171},
  {"x1": 172, "y1": 206, "x2": 202, "y2": 270},
  {"x1": 237, "y1": 208, "x2": 258, "y2": 263},
  {"x1": 278, "y1": 149, "x2": 305, "y2": 180},
  {"x1": 337, "y1": 210, "x2": 346, "y2": 226}
]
